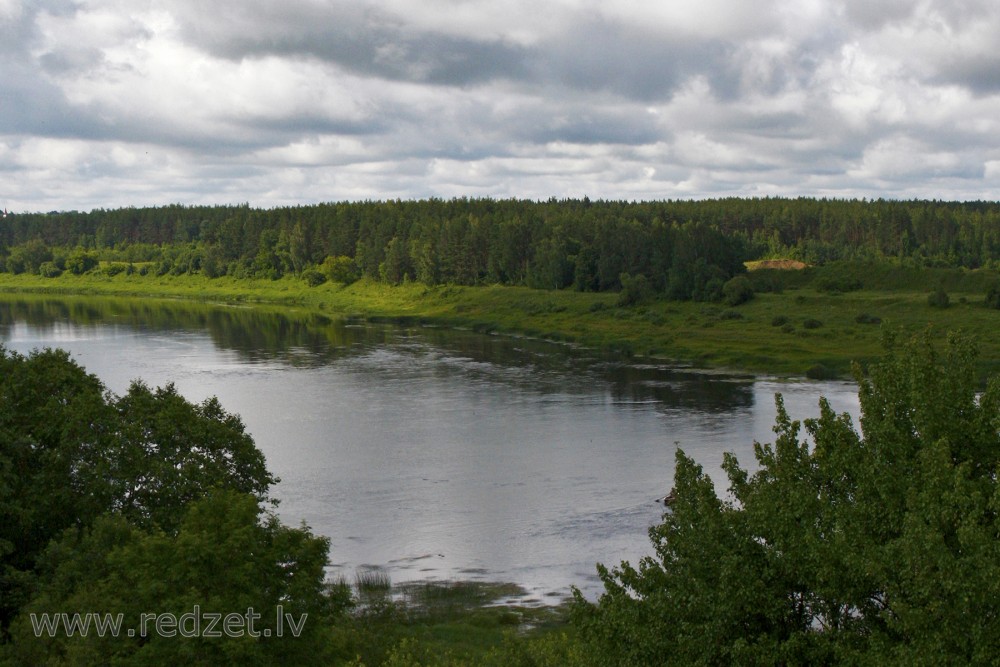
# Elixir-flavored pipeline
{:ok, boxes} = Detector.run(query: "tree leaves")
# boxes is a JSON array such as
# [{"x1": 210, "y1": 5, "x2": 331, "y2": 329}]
[
  {"x1": 0, "y1": 346, "x2": 277, "y2": 635},
  {"x1": 576, "y1": 330, "x2": 1000, "y2": 664}
]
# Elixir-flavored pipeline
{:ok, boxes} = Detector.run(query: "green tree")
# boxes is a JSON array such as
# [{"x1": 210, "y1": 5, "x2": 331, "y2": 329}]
[
  {"x1": 379, "y1": 237, "x2": 412, "y2": 285},
  {"x1": 5, "y1": 240, "x2": 52, "y2": 275},
  {"x1": 321, "y1": 255, "x2": 360, "y2": 285},
  {"x1": 6, "y1": 491, "x2": 337, "y2": 666},
  {"x1": 573, "y1": 331, "x2": 1000, "y2": 664},
  {"x1": 722, "y1": 275, "x2": 754, "y2": 306},
  {"x1": 0, "y1": 348, "x2": 276, "y2": 635},
  {"x1": 64, "y1": 249, "x2": 99, "y2": 275}
]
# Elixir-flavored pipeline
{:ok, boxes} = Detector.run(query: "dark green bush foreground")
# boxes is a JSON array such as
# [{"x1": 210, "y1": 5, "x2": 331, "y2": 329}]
[
  {"x1": 5, "y1": 331, "x2": 1000, "y2": 665},
  {"x1": 0, "y1": 347, "x2": 337, "y2": 664},
  {"x1": 573, "y1": 330, "x2": 1000, "y2": 665}
]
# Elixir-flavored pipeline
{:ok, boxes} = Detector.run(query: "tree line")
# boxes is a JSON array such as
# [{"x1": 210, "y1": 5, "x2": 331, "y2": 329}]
[{"x1": 3, "y1": 198, "x2": 1000, "y2": 298}]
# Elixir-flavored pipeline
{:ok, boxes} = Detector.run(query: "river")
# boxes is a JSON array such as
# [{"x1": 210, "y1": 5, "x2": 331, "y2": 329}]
[{"x1": 0, "y1": 296, "x2": 860, "y2": 602}]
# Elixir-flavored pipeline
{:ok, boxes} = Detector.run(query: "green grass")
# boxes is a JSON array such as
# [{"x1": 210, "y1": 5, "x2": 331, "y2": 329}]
[
  {"x1": 2, "y1": 271, "x2": 999, "y2": 380},
  {"x1": 327, "y1": 579, "x2": 576, "y2": 666},
  {"x1": 355, "y1": 567, "x2": 393, "y2": 597}
]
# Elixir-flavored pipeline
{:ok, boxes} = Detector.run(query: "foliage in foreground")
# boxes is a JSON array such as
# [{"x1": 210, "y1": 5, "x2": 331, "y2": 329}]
[
  {"x1": 0, "y1": 347, "x2": 340, "y2": 664},
  {"x1": 574, "y1": 330, "x2": 1000, "y2": 665}
]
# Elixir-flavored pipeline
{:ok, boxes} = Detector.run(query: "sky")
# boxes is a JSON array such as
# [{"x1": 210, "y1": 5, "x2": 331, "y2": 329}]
[{"x1": 2, "y1": 0, "x2": 1000, "y2": 212}]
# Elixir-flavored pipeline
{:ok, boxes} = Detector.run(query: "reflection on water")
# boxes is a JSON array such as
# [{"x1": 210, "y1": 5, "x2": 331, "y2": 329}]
[{"x1": 0, "y1": 295, "x2": 859, "y2": 600}]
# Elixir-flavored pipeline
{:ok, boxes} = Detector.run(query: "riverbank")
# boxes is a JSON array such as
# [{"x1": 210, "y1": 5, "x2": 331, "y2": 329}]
[
  {"x1": 2, "y1": 271, "x2": 998, "y2": 378},
  {"x1": 329, "y1": 578, "x2": 577, "y2": 665}
]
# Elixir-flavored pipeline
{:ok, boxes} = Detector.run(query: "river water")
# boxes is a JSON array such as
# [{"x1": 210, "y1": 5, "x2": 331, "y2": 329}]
[{"x1": 0, "y1": 296, "x2": 860, "y2": 602}]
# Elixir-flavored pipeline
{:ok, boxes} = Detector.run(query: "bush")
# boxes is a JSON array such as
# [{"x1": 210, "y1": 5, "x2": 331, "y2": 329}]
[
  {"x1": 802, "y1": 318, "x2": 823, "y2": 329},
  {"x1": 38, "y1": 261, "x2": 63, "y2": 278},
  {"x1": 781, "y1": 323, "x2": 795, "y2": 333},
  {"x1": 321, "y1": 255, "x2": 360, "y2": 285},
  {"x1": 985, "y1": 282, "x2": 1000, "y2": 309},
  {"x1": 65, "y1": 249, "x2": 99, "y2": 275},
  {"x1": 855, "y1": 312, "x2": 882, "y2": 324},
  {"x1": 816, "y1": 276, "x2": 863, "y2": 293},
  {"x1": 805, "y1": 363, "x2": 837, "y2": 380},
  {"x1": 771, "y1": 315, "x2": 789, "y2": 327},
  {"x1": 927, "y1": 289, "x2": 950, "y2": 309},
  {"x1": 617, "y1": 272, "x2": 654, "y2": 307},
  {"x1": 302, "y1": 269, "x2": 327, "y2": 287},
  {"x1": 719, "y1": 310, "x2": 744, "y2": 320},
  {"x1": 722, "y1": 275, "x2": 754, "y2": 306}
]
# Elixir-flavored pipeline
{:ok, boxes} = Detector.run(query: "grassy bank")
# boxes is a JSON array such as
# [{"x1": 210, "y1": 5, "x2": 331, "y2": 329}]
[
  {"x1": 2, "y1": 271, "x2": 999, "y2": 378},
  {"x1": 329, "y1": 579, "x2": 577, "y2": 666}
]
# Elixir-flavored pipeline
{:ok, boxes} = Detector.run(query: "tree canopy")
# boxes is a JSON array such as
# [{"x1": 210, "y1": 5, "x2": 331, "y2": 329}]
[
  {"x1": 0, "y1": 346, "x2": 338, "y2": 664},
  {"x1": 573, "y1": 330, "x2": 1000, "y2": 665}
]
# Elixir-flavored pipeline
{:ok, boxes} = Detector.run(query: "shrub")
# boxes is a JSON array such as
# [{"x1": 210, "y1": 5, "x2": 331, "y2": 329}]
[
  {"x1": 771, "y1": 315, "x2": 789, "y2": 327},
  {"x1": 855, "y1": 313, "x2": 882, "y2": 324},
  {"x1": 302, "y1": 269, "x2": 327, "y2": 287},
  {"x1": 722, "y1": 275, "x2": 754, "y2": 306},
  {"x1": 927, "y1": 289, "x2": 950, "y2": 309},
  {"x1": 985, "y1": 282, "x2": 1000, "y2": 309},
  {"x1": 617, "y1": 272, "x2": 654, "y2": 307},
  {"x1": 805, "y1": 363, "x2": 837, "y2": 379},
  {"x1": 781, "y1": 323, "x2": 795, "y2": 334},
  {"x1": 719, "y1": 310, "x2": 744, "y2": 320},
  {"x1": 803, "y1": 318, "x2": 823, "y2": 329},
  {"x1": 816, "y1": 276, "x2": 863, "y2": 293},
  {"x1": 65, "y1": 250, "x2": 99, "y2": 275},
  {"x1": 38, "y1": 261, "x2": 63, "y2": 278},
  {"x1": 321, "y1": 255, "x2": 360, "y2": 285}
]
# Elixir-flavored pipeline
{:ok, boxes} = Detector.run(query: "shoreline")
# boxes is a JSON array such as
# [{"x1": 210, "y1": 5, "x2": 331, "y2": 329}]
[{"x1": 2, "y1": 272, "x2": 999, "y2": 379}]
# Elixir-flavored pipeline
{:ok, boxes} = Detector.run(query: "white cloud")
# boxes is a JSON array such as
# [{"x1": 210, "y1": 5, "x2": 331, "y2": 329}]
[{"x1": 2, "y1": 0, "x2": 999, "y2": 211}]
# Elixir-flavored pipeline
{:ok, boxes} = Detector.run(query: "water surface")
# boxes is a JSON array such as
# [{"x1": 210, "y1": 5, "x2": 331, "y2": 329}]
[{"x1": 0, "y1": 297, "x2": 860, "y2": 600}]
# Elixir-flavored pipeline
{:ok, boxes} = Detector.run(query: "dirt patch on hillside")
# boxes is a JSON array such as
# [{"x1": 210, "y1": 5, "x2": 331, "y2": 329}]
[{"x1": 745, "y1": 259, "x2": 808, "y2": 271}]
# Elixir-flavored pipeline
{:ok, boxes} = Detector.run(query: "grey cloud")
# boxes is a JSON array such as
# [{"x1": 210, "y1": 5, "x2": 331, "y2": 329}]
[
  {"x1": 839, "y1": 0, "x2": 914, "y2": 30},
  {"x1": 38, "y1": 47, "x2": 105, "y2": 75},
  {"x1": 925, "y1": 0, "x2": 998, "y2": 31},
  {"x1": 243, "y1": 113, "x2": 387, "y2": 138},
  {"x1": 511, "y1": 107, "x2": 662, "y2": 146},
  {"x1": 538, "y1": 17, "x2": 733, "y2": 102},
  {"x1": 173, "y1": 1, "x2": 751, "y2": 102},
  {"x1": 174, "y1": 0, "x2": 530, "y2": 86},
  {"x1": 934, "y1": 55, "x2": 1000, "y2": 95},
  {"x1": 0, "y1": 62, "x2": 110, "y2": 139}
]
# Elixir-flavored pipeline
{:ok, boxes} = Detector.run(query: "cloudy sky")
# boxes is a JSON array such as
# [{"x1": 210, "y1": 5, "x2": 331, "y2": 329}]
[{"x1": 2, "y1": 0, "x2": 1000, "y2": 211}]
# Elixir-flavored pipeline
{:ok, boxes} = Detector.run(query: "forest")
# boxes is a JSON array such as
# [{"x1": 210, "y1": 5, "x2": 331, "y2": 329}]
[{"x1": 3, "y1": 198, "x2": 1000, "y2": 301}]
